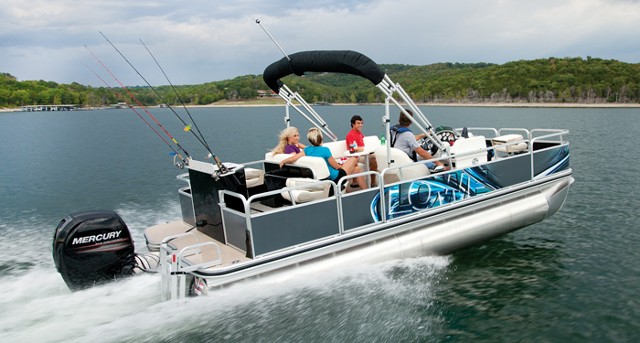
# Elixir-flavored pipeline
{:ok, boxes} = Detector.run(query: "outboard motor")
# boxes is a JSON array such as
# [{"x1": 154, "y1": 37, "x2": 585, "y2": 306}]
[{"x1": 53, "y1": 210, "x2": 136, "y2": 291}]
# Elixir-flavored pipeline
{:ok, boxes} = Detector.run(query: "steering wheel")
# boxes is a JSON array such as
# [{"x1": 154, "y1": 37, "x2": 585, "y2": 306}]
[{"x1": 421, "y1": 137, "x2": 439, "y2": 155}]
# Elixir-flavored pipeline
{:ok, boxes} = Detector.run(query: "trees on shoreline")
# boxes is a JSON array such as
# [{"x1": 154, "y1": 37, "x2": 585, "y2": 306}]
[{"x1": 2, "y1": 57, "x2": 639, "y2": 108}]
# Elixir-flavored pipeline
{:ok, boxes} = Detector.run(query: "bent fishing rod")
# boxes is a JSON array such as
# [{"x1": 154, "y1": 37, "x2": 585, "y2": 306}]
[
  {"x1": 138, "y1": 39, "x2": 227, "y2": 171},
  {"x1": 99, "y1": 32, "x2": 227, "y2": 174},
  {"x1": 85, "y1": 45, "x2": 191, "y2": 165},
  {"x1": 139, "y1": 38, "x2": 209, "y2": 148},
  {"x1": 83, "y1": 63, "x2": 183, "y2": 164}
]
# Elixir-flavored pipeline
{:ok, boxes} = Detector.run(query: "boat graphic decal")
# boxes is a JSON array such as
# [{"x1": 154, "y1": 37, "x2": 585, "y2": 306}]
[
  {"x1": 535, "y1": 146, "x2": 570, "y2": 178},
  {"x1": 370, "y1": 166, "x2": 496, "y2": 221},
  {"x1": 371, "y1": 147, "x2": 570, "y2": 221}
]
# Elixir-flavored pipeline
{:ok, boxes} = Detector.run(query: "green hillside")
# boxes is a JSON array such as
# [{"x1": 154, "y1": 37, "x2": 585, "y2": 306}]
[{"x1": 2, "y1": 56, "x2": 639, "y2": 108}]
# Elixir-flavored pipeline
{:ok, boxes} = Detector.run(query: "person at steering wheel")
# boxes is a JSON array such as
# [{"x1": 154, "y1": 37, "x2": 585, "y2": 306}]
[{"x1": 390, "y1": 109, "x2": 446, "y2": 172}]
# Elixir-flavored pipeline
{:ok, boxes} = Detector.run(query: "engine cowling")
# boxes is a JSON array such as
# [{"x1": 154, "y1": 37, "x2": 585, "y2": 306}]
[{"x1": 52, "y1": 210, "x2": 136, "y2": 291}]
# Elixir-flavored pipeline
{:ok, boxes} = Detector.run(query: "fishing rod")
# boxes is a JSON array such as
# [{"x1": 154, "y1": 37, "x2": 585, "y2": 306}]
[
  {"x1": 138, "y1": 39, "x2": 227, "y2": 171},
  {"x1": 255, "y1": 19, "x2": 290, "y2": 61},
  {"x1": 255, "y1": 19, "x2": 338, "y2": 141},
  {"x1": 139, "y1": 38, "x2": 209, "y2": 148},
  {"x1": 85, "y1": 45, "x2": 191, "y2": 164},
  {"x1": 99, "y1": 32, "x2": 228, "y2": 173},
  {"x1": 84, "y1": 63, "x2": 181, "y2": 159}
]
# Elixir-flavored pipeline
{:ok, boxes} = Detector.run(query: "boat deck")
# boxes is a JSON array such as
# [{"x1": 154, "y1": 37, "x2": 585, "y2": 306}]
[{"x1": 144, "y1": 220, "x2": 250, "y2": 269}]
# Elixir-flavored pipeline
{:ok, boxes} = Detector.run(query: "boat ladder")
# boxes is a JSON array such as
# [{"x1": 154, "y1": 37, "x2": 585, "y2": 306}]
[{"x1": 159, "y1": 232, "x2": 222, "y2": 301}]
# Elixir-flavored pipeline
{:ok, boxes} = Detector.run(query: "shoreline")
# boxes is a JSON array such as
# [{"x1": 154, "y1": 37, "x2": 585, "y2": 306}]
[
  {"x1": 3, "y1": 102, "x2": 640, "y2": 112},
  {"x1": 181, "y1": 102, "x2": 640, "y2": 109}
]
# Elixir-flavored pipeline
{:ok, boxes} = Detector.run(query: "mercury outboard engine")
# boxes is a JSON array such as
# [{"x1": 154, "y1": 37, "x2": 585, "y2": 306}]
[{"x1": 53, "y1": 210, "x2": 136, "y2": 291}]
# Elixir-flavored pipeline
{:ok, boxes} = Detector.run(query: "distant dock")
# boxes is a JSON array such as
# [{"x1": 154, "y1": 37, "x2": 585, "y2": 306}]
[{"x1": 22, "y1": 104, "x2": 77, "y2": 112}]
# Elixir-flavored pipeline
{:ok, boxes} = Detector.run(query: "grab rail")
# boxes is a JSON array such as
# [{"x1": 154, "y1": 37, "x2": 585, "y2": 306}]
[
  {"x1": 160, "y1": 232, "x2": 193, "y2": 301},
  {"x1": 220, "y1": 180, "x2": 341, "y2": 258},
  {"x1": 159, "y1": 232, "x2": 222, "y2": 301},
  {"x1": 178, "y1": 242, "x2": 222, "y2": 272},
  {"x1": 176, "y1": 172, "x2": 190, "y2": 184},
  {"x1": 530, "y1": 129, "x2": 570, "y2": 179}
]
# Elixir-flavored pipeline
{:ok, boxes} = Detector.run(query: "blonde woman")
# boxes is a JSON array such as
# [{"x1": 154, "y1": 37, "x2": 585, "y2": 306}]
[
  {"x1": 272, "y1": 127, "x2": 306, "y2": 155},
  {"x1": 282, "y1": 128, "x2": 367, "y2": 190}
]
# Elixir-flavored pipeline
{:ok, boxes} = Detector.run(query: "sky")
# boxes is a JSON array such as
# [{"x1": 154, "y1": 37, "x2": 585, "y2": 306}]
[{"x1": 1, "y1": 0, "x2": 640, "y2": 87}]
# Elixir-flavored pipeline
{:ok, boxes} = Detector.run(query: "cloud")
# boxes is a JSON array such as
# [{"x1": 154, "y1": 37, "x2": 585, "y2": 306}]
[{"x1": 1, "y1": 0, "x2": 639, "y2": 85}]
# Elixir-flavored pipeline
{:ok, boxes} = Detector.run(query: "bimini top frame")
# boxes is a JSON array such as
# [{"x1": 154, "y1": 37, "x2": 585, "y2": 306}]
[{"x1": 262, "y1": 50, "x2": 446, "y2": 153}]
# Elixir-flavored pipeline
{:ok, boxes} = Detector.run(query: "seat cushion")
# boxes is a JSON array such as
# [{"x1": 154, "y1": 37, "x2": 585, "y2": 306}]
[
  {"x1": 374, "y1": 146, "x2": 430, "y2": 182},
  {"x1": 281, "y1": 178, "x2": 330, "y2": 203},
  {"x1": 265, "y1": 153, "x2": 330, "y2": 179},
  {"x1": 244, "y1": 167, "x2": 265, "y2": 188},
  {"x1": 492, "y1": 134, "x2": 528, "y2": 153}
]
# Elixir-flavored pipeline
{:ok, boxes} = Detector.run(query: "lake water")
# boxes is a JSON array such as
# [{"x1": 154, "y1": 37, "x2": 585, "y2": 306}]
[{"x1": 1, "y1": 105, "x2": 638, "y2": 342}]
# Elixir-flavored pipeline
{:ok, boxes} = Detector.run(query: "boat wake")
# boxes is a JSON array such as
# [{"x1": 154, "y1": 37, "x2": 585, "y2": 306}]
[
  {"x1": 78, "y1": 255, "x2": 451, "y2": 343},
  {"x1": 1, "y1": 206, "x2": 451, "y2": 343}
]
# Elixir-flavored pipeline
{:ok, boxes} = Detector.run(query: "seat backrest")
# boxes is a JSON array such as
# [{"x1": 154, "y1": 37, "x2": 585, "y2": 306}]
[
  {"x1": 491, "y1": 134, "x2": 528, "y2": 153},
  {"x1": 323, "y1": 136, "x2": 381, "y2": 157},
  {"x1": 322, "y1": 140, "x2": 348, "y2": 157},
  {"x1": 265, "y1": 152, "x2": 330, "y2": 180},
  {"x1": 363, "y1": 135, "x2": 381, "y2": 149},
  {"x1": 374, "y1": 146, "x2": 430, "y2": 183},
  {"x1": 449, "y1": 135, "x2": 488, "y2": 168},
  {"x1": 281, "y1": 178, "x2": 331, "y2": 203}
]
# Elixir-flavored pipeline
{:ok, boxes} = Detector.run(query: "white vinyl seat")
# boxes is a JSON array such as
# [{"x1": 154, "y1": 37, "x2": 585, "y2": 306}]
[
  {"x1": 244, "y1": 167, "x2": 265, "y2": 188},
  {"x1": 492, "y1": 134, "x2": 528, "y2": 154},
  {"x1": 323, "y1": 140, "x2": 348, "y2": 157},
  {"x1": 363, "y1": 135, "x2": 382, "y2": 149},
  {"x1": 281, "y1": 178, "x2": 331, "y2": 203},
  {"x1": 323, "y1": 136, "x2": 379, "y2": 176},
  {"x1": 449, "y1": 136, "x2": 488, "y2": 168},
  {"x1": 265, "y1": 152, "x2": 330, "y2": 180},
  {"x1": 374, "y1": 146, "x2": 430, "y2": 183}
]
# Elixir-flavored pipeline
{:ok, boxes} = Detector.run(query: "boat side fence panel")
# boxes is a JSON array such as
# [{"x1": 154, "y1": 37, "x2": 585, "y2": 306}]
[
  {"x1": 222, "y1": 208, "x2": 249, "y2": 254},
  {"x1": 341, "y1": 189, "x2": 379, "y2": 231},
  {"x1": 485, "y1": 154, "x2": 533, "y2": 186},
  {"x1": 189, "y1": 167, "x2": 247, "y2": 242},
  {"x1": 532, "y1": 144, "x2": 570, "y2": 178},
  {"x1": 251, "y1": 200, "x2": 340, "y2": 256},
  {"x1": 178, "y1": 186, "x2": 196, "y2": 226}
]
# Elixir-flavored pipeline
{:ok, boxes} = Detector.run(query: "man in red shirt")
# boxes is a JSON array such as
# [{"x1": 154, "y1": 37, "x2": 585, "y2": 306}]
[{"x1": 345, "y1": 115, "x2": 378, "y2": 186}]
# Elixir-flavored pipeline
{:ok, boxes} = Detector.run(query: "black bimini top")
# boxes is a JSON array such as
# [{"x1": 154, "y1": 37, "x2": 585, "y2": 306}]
[{"x1": 263, "y1": 50, "x2": 386, "y2": 93}]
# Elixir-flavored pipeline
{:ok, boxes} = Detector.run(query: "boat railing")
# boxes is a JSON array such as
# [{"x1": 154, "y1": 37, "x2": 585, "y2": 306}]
[
  {"x1": 531, "y1": 128, "x2": 569, "y2": 143},
  {"x1": 530, "y1": 129, "x2": 570, "y2": 179},
  {"x1": 454, "y1": 127, "x2": 499, "y2": 138},
  {"x1": 176, "y1": 172, "x2": 190, "y2": 184},
  {"x1": 336, "y1": 170, "x2": 380, "y2": 193},
  {"x1": 462, "y1": 127, "x2": 569, "y2": 181},
  {"x1": 220, "y1": 179, "x2": 343, "y2": 258},
  {"x1": 160, "y1": 232, "x2": 205, "y2": 300},
  {"x1": 497, "y1": 128, "x2": 531, "y2": 139}
]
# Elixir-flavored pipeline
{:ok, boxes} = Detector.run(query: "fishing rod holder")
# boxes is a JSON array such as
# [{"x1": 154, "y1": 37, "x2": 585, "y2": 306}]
[{"x1": 173, "y1": 155, "x2": 187, "y2": 169}]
